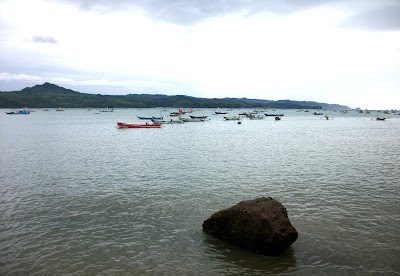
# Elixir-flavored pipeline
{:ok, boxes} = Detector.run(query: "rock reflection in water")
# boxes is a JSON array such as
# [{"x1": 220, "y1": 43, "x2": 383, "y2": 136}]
[{"x1": 203, "y1": 235, "x2": 297, "y2": 275}]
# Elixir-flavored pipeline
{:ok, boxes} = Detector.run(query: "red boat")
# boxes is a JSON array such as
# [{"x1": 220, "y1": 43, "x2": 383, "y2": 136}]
[{"x1": 117, "y1": 122, "x2": 162, "y2": 128}]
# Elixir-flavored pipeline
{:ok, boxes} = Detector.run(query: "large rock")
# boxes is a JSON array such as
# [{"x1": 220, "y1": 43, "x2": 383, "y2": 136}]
[{"x1": 202, "y1": 197, "x2": 298, "y2": 255}]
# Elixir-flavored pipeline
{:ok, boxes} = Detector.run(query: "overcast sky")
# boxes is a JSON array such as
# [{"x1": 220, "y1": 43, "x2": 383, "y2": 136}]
[{"x1": 1, "y1": 0, "x2": 400, "y2": 109}]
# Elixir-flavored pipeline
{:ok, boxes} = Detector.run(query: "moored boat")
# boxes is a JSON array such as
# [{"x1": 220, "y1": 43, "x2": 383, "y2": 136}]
[
  {"x1": 170, "y1": 109, "x2": 186, "y2": 116},
  {"x1": 190, "y1": 115, "x2": 208, "y2": 119},
  {"x1": 265, "y1": 113, "x2": 284, "y2": 116},
  {"x1": 117, "y1": 122, "x2": 162, "y2": 128},
  {"x1": 137, "y1": 116, "x2": 163, "y2": 120},
  {"x1": 101, "y1": 107, "x2": 114, "y2": 112},
  {"x1": 152, "y1": 119, "x2": 184, "y2": 124},
  {"x1": 224, "y1": 116, "x2": 241, "y2": 120},
  {"x1": 249, "y1": 115, "x2": 264, "y2": 119},
  {"x1": 179, "y1": 117, "x2": 208, "y2": 122},
  {"x1": 6, "y1": 109, "x2": 30, "y2": 114}
]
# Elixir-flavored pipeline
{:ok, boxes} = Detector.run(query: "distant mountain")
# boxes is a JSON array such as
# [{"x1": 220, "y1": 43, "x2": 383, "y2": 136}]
[
  {"x1": 240, "y1": 98, "x2": 350, "y2": 110},
  {"x1": 0, "y1": 83, "x2": 351, "y2": 109}
]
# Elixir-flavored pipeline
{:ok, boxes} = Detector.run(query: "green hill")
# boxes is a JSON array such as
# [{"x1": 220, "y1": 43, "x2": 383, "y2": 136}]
[{"x1": 0, "y1": 83, "x2": 350, "y2": 109}]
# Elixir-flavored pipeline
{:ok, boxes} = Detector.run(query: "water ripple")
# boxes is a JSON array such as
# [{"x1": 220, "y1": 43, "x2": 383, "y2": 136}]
[{"x1": 1, "y1": 110, "x2": 399, "y2": 275}]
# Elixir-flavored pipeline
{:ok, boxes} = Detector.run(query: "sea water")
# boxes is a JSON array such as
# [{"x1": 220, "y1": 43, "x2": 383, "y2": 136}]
[{"x1": 0, "y1": 109, "x2": 399, "y2": 275}]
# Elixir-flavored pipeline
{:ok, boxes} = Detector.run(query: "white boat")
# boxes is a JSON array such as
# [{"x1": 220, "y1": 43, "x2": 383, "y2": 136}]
[
  {"x1": 152, "y1": 119, "x2": 184, "y2": 124},
  {"x1": 249, "y1": 115, "x2": 264, "y2": 120},
  {"x1": 101, "y1": 107, "x2": 114, "y2": 112},
  {"x1": 179, "y1": 117, "x2": 208, "y2": 122},
  {"x1": 224, "y1": 116, "x2": 241, "y2": 120}
]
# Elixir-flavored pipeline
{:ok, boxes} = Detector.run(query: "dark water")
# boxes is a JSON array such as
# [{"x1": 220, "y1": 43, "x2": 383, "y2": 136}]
[{"x1": 1, "y1": 109, "x2": 399, "y2": 275}]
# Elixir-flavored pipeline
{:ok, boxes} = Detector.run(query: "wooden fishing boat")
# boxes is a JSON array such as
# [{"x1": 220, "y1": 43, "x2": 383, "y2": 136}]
[
  {"x1": 249, "y1": 115, "x2": 264, "y2": 119},
  {"x1": 6, "y1": 109, "x2": 30, "y2": 114},
  {"x1": 117, "y1": 122, "x2": 162, "y2": 128},
  {"x1": 224, "y1": 116, "x2": 241, "y2": 120},
  {"x1": 101, "y1": 107, "x2": 114, "y2": 112},
  {"x1": 152, "y1": 119, "x2": 184, "y2": 124},
  {"x1": 170, "y1": 109, "x2": 186, "y2": 116},
  {"x1": 137, "y1": 116, "x2": 163, "y2": 120},
  {"x1": 190, "y1": 115, "x2": 208, "y2": 119},
  {"x1": 179, "y1": 117, "x2": 207, "y2": 122},
  {"x1": 264, "y1": 113, "x2": 284, "y2": 116}
]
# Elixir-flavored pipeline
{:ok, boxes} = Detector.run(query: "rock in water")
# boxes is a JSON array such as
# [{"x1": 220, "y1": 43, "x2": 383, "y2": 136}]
[{"x1": 202, "y1": 197, "x2": 298, "y2": 255}]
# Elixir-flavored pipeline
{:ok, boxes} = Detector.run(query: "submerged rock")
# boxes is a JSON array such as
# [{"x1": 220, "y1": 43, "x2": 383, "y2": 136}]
[{"x1": 202, "y1": 197, "x2": 298, "y2": 255}]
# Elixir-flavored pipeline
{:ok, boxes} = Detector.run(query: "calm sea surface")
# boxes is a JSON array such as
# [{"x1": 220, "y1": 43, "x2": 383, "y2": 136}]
[{"x1": 1, "y1": 108, "x2": 399, "y2": 275}]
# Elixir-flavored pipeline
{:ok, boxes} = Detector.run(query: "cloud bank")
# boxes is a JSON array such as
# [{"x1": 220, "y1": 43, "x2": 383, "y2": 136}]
[
  {"x1": 59, "y1": 0, "x2": 400, "y2": 30},
  {"x1": 31, "y1": 35, "x2": 58, "y2": 44}
]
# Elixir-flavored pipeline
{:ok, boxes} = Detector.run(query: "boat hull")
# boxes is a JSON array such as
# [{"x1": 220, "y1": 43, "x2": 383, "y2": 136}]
[
  {"x1": 137, "y1": 116, "x2": 163, "y2": 120},
  {"x1": 117, "y1": 122, "x2": 162, "y2": 128},
  {"x1": 152, "y1": 119, "x2": 184, "y2": 124},
  {"x1": 179, "y1": 117, "x2": 209, "y2": 122},
  {"x1": 6, "y1": 110, "x2": 30, "y2": 114}
]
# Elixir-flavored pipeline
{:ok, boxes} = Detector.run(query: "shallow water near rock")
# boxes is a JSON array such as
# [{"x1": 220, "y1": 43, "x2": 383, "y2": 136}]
[{"x1": 1, "y1": 108, "x2": 399, "y2": 275}]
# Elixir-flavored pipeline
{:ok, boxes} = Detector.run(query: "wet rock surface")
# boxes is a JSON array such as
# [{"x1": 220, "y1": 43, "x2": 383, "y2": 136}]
[{"x1": 202, "y1": 197, "x2": 298, "y2": 255}]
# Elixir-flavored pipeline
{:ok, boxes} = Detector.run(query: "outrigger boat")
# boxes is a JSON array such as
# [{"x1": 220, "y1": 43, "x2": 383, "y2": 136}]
[
  {"x1": 101, "y1": 107, "x2": 114, "y2": 112},
  {"x1": 224, "y1": 116, "x2": 241, "y2": 120},
  {"x1": 249, "y1": 114, "x2": 264, "y2": 119},
  {"x1": 137, "y1": 116, "x2": 163, "y2": 120},
  {"x1": 264, "y1": 113, "x2": 284, "y2": 116},
  {"x1": 179, "y1": 117, "x2": 208, "y2": 122},
  {"x1": 170, "y1": 109, "x2": 187, "y2": 116},
  {"x1": 151, "y1": 119, "x2": 184, "y2": 124},
  {"x1": 117, "y1": 122, "x2": 162, "y2": 128},
  {"x1": 6, "y1": 109, "x2": 30, "y2": 114}
]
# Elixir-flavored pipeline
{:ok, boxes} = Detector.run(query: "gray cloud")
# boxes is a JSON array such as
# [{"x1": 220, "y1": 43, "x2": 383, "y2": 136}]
[
  {"x1": 50, "y1": 0, "x2": 400, "y2": 30},
  {"x1": 341, "y1": 4, "x2": 400, "y2": 31},
  {"x1": 32, "y1": 35, "x2": 58, "y2": 44},
  {"x1": 59, "y1": 0, "x2": 334, "y2": 24}
]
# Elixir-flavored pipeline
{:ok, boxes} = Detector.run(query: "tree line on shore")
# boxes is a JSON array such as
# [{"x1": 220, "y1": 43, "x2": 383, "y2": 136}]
[{"x1": 0, "y1": 82, "x2": 349, "y2": 110}]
